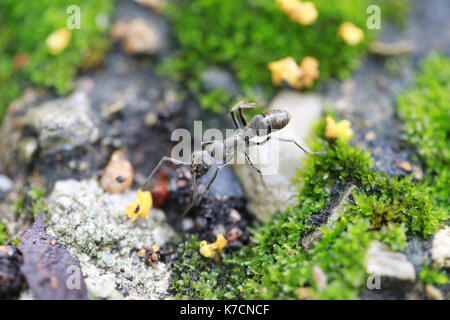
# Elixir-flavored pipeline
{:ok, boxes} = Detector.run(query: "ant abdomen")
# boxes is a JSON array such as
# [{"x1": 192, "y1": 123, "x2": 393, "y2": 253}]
[{"x1": 249, "y1": 109, "x2": 291, "y2": 136}]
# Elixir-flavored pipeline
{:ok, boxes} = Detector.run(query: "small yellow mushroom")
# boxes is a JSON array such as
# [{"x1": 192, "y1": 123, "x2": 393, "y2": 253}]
[
  {"x1": 212, "y1": 234, "x2": 228, "y2": 254},
  {"x1": 199, "y1": 234, "x2": 228, "y2": 259},
  {"x1": 276, "y1": 0, "x2": 318, "y2": 26},
  {"x1": 325, "y1": 116, "x2": 353, "y2": 141},
  {"x1": 298, "y1": 56, "x2": 320, "y2": 88},
  {"x1": 46, "y1": 28, "x2": 72, "y2": 55},
  {"x1": 124, "y1": 189, "x2": 152, "y2": 222},
  {"x1": 268, "y1": 57, "x2": 303, "y2": 88},
  {"x1": 290, "y1": 1, "x2": 318, "y2": 25},
  {"x1": 337, "y1": 22, "x2": 364, "y2": 46},
  {"x1": 199, "y1": 240, "x2": 215, "y2": 258},
  {"x1": 268, "y1": 56, "x2": 320, "y2": 89}
]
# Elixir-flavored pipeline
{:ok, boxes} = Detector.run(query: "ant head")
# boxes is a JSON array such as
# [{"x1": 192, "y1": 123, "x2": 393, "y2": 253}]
[{"x1": 190, "y1": 150, "x2": 214, "y2": 178}]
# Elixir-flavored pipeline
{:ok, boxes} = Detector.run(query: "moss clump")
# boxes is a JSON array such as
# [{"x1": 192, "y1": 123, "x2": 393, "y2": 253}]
[
  {"x1": 171, "y1": 235, "x2": 245, "y2": 299},
  {"x1": 160, "y1": 0, "x2": 408, "y2": 113},
  {"x1": 419, "y1": 266, "x2": 448, "y2": 285},
  {"x1": 239, "y1": 131, "x2": 443, "y2": 299},
  {"x1": 0, "y1": 224, "x2": 20, "y2": 246},
  {"x1": 12, "y1": 186, "x2": 47, "y2": 223},
  {"x1": 0, "y1": 224, "x2": 9, "y2": 245},
  {"x1": 397, "y1": 53, "x2": 450, "y2": 210},
  {"x1": 171, "y1": 116, "x2": 445, "y2": 299},
  {"x1": 0, "y1": 0, "x2": 114, "y2": 122}
]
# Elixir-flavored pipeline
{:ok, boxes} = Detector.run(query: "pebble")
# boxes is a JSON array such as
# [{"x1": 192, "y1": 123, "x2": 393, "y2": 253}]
[
  {"x1": 395, "y1": 159, "x2": 412, "y2": 172},
  {"x1": 425, "y1": 284, "x2": 444, "y2": 300},
  {"x1": 18, "y1": 137, "x2": 38, "y2": 165},
  {"x1": 181, "y1": 218, "x2": 194, "y2": 231},
  {"x1": 366, "y1": 242, "x2": 416, "y2": 281},
  {"x1": 412, "y1": 165, "x2": 424, "y2": 180},
  {"x1": 431, "y1": 226, "x2": 450, "y2": 268},
  {"x1": 312, "y1": 265, "x2": 327, "y2": 290},
  {"x1": 229, "y1": 209, "x2": 241, "y2": 222},
  {"x1": 145, "y1": 112, "x2": 158, "y2": 127},
  {"x1": 110, "y1": 18, "x2": 165, "y2": 55},
  {"x1": 0, "y1": 174, "x2": 13, "y2": 193},
  {"x1": 100, "y1": 151, "x2": 134, "y2": 194},
  {"x1": 364, "y1": 131, "x2": 376, "y2": 142},
  {"x1": 226, "y1": 227, "x2": 243, "y2": 242}
]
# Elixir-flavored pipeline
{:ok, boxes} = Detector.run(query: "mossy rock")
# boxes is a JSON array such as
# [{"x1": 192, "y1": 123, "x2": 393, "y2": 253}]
[
  {"x1": 170, "y1": 108, "x2": 447, "y2": 299},
  {"x1": 160, "y1": 0, "x2": 409, "y2": 113},
  {"x1": 0, "y1": 0, "x2": 114, "y2": 122}
]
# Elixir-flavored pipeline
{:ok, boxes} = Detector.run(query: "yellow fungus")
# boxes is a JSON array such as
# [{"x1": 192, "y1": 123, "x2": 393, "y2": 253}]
[
  {"x1": 268, "y1": 57, "x2": 303, "y2": 88},
  {"x1": 276, "y1": 0, "x2": 318, "y2": 26},
  {"x1": 124, "y1": 189, "x2": 152, "y2": 222},
  {"x1": 199, "y1": 240, "x2": 215, "y2": 258},
  {"x1": 337, "y1": 22, "x2": 364, "y2": 46},
  {"x1": 325, "y1": 116, "x2": 353, "y2": 141},
  {"x1": 199, "y1": 234, "x2": 228, "y2": 259},
  {"x1": 268, "y1": 56, "x2": 320, "y2": 89},
  {"x1": 212, "y1": 234, "x2": 228, "y2": 253},
  {"x1": 46, "y1": 28, "x2": 72, "y2": 55},
  {"x1": 298, "y1": 56, "x2": 320, "y2": 88}
]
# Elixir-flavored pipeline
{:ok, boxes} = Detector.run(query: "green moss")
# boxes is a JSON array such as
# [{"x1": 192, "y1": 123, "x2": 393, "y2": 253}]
[
  {"x1": 0, "y1": 223, "x2": 20, "y2": 246},
  {"x1": 171, "y1": 115, "x2": 445, "y2": 299},
  {"x1": 170, "y1": 235, "x2": 245, "y2": 300},
  {"x1": 12, "y1": 186, "x2": 47, "y2": 222},
  {"x1": 0, "y1": 0, "x2": 114, "y2": 123},
  {"x1": 160, "y1": 0, "x2": 408, "y2": 113},
  {"x1": 0, "y1": 224, "x2": 9, "y2": 245},
  {"x1": 419, "y1": 266, "x2": 448, "y2": 285},
  {"x1": 397, "y1": 53, "x2": 450, "y2": 210}
]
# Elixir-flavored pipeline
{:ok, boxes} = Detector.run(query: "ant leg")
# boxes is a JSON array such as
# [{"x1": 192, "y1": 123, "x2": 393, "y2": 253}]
[
  {"x1": 179, "y1": 157, "x2": 232, "y2": 218},
  {"x1": 196, "y1": 157, "x2": 232, "y2": 204},
  {"x1": 241, "y1": 151, "x2": 266, "y2": 189},
  {"x1": 256, "y1": 135, "x2": 271, "y2": 146},
  {"x1": 231, "y1": 101, "x2": 256, "y2": 127},
  {"x1": 229, "y1": 102, "x2": 242, "y2": 129},
  {"x1": 139, "y1": 156, "x2": 190, "y2": 190},
  {"x1": 179, "y1": 167, "x2": 220, "y2": 218},
  {"x1": 272, "y1": 136, "x2": 327, "y2": 155},
  {"x1": 179, "y1": 174, "x2": 199, "y2": 218}
]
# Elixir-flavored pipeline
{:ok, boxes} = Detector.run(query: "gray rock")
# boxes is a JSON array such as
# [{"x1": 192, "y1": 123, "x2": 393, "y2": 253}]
[
  {"x1": 45, "y1": 179, "x2": 175, "y2": 299},
  {"x1": 404, "y1": 236, "x2": 432, "y2": 272},
  {"x1": 201, "y1": 67, "x2": 239, "y2": 95},
  {"x1": 431, "y1": 226, "x2": 450, "y2": 268},
  {"x1": 366, "y1": 242, "x2": 416, "y2": 281},
  {"x1": 24, "y1": 91, "x2": 99, "y2": 155},
  {"x1": 233, "y1": 90, "x2": 323, "y2": 221},
  {"x1": 18, "y1": 137, "x2": 38, "y2": 165},
  {"x1": 0, "y1": 174, "x2": 13, "y2": 193},
  {"x1": 110, "y1": 18, "x2": 167, "y2": 56}
]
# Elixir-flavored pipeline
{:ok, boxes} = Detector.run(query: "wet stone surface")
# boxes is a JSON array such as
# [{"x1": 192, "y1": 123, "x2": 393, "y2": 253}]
[
  {"x1": 165, "y1": 166, "x2": 252, "y2": 246},
  {"x1": 321, "y1": 0, "x2": 450, "y2": 177}
]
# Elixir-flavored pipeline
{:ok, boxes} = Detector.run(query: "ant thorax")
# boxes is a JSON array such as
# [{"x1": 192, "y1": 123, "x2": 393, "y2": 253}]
[{"x1": 204, "y1": 138, "x2": 233, "y2": 164}]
